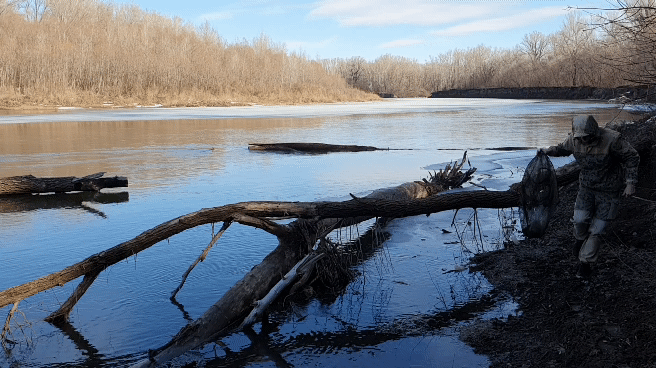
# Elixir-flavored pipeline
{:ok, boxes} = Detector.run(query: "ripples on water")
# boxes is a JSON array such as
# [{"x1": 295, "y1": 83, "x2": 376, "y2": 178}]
[{"x1": 0, "y1": 99, "x2": 640, "y2": 367}]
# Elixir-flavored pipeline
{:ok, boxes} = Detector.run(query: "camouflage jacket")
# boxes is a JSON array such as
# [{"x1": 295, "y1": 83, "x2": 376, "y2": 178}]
[{"x1": 545, "y1": 127, "x2": 640, "y2": 192}]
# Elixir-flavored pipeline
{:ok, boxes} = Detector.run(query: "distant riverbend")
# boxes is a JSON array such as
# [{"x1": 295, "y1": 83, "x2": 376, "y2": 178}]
[{"x1": 431, "y1": 86, "x2": 655, "y2": 102}]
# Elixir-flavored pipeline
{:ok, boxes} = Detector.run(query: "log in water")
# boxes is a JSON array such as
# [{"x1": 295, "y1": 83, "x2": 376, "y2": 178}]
[
  {"x1": 248, "y1": 142, "x2": 381, "y2": 153},
  {"x1": 0, "y1": 172, "x2": 128, "y2": 195}
]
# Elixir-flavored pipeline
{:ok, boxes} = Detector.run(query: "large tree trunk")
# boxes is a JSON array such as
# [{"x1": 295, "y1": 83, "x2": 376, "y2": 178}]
[{"x1": 4, "y1": 186, "x2": 510, "y2": 311}]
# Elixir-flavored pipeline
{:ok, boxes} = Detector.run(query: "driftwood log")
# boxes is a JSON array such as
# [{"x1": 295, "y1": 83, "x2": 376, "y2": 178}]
[
  {"x1": 0, "y1": 172, "x2": 128, "y2": 195},
  {"x1": 0, "y1": 152, "x2": 581, "y2": 366},
  {"x1": 248, "y1": 142, "x2": 381, "y2": 153}
]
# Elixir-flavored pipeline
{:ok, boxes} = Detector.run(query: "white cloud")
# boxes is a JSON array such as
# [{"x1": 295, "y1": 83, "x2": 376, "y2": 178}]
[
  {"x1": 310, "y1": 0, "x2": 502, "y2": 27},
  {"x1": 380, "y1": 38, "x2": 424, "y2": 49},
  {"x1": 198, "y1": 11, "x2": 234, "y2": 21},
  {"x1": 430, "y1": 6, "x2": 570, "y2": 36}
]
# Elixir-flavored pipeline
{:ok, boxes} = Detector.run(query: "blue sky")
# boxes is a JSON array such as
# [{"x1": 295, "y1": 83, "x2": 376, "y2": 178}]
[{"x1": 122, "y1": 0, "x2": 614, "y2": 63}]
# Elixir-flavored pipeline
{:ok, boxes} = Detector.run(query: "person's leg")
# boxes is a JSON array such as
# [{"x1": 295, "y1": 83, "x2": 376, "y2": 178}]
[
  {"x1": 578, "y1": 218, "x2": 608, "y2": 263},
  {"x1": 577, "y1": 190, "x2": 620, "y2": 277},
  {"x1": 572, "y1": 187, "x2": 594, "y2": 258}
]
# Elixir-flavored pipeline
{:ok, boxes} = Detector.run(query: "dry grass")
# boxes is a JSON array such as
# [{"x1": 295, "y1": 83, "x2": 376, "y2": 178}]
[{"x1": 0, "y1": 1, "x2": 377, "y2": 109}]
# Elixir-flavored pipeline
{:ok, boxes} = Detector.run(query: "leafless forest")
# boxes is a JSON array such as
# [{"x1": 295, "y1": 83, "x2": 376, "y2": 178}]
[
  {"x1": 0, "y1": 0, "x2": 376, "y2": 107},
  {"x1": 326, "y1": 1, "x2": 656, "y2": 97},
  {"x1": 0, "y1": 0, "x2": 654, "y2": 106}
]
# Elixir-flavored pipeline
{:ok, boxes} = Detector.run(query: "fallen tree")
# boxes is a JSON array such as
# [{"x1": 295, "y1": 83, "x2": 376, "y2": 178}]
[
  {"x1": 0, "y1": 172, "x2": 128, "y2": 195},
  {"x1": 0, "y1": 151, "x2": 580, "y2": 365}
]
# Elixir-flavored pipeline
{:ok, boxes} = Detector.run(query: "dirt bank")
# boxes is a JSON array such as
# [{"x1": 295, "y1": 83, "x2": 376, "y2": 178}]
[
  {"x1": 462, "y1": 114, "x2": 656, "y2": 367},
  {"x1": 431, "y1": 86, "x2": 656, "y2": 102}
]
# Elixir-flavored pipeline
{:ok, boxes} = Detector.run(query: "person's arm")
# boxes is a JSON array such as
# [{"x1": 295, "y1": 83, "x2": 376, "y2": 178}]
[
  {"x1": 542, "y1": 136, "x2": 573, "y2": 157},
  {"x1": 612, "y1": 137, "x2": 640, "y2": 197}
]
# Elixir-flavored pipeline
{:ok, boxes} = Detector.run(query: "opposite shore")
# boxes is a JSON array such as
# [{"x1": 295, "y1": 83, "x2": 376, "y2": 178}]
[
  {"x1": 430, "y1": 85, "x2": 656, "y2": 102},
  {"x1": 3, "y1": 86, "x2": 654, "y2": 112}
]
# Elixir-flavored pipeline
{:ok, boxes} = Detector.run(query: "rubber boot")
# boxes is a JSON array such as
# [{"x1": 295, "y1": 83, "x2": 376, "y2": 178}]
[
  {"x1": 572, "y1": 239, "x2": 584, "y2": 258},
  {"x1": 576, "y1": 262, "x2": 592, "y2": 279}
]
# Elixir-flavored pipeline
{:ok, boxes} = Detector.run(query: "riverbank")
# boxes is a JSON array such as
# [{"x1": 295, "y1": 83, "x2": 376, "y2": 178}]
[
  {"x1": 431, "y1": 86, "x2": 656, "y2": 102},
  {"x1": 462, "y1": 114, "x2": 656, "y2": 367},
  {"x1": 0, "y1": 89, "x2": 381, "y2": 112}
]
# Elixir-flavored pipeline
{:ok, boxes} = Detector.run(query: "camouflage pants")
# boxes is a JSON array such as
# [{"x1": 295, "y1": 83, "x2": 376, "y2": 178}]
[{"x1": 572, "y1": 186, "x2": 621, "y2": 263}]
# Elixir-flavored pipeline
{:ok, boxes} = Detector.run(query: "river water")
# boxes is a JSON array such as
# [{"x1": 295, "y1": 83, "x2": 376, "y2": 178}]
[{"x1": 0, "y1": 99, "x2": 640, "y2": 367}]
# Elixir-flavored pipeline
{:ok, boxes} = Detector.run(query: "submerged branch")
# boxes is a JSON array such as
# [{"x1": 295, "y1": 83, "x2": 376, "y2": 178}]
[{"x1": 0, "y1": 201, "x2": 313, "y2": 309}]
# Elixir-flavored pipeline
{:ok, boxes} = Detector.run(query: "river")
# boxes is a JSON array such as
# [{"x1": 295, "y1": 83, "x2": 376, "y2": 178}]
[{"x1": 0, "y1": 98, "x2": 640, "y2": 367}]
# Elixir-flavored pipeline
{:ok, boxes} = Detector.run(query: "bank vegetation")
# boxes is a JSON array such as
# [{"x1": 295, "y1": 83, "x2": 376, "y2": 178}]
[
  {"x1": 0, "y1": 0, "x2": 653, "y2": 107},
  {"x1": 324, "y1": 1, "x2": 656, "y2": 98},
  {"x1": 0, "y1": 0, "x2": 376, "y2": 108}
]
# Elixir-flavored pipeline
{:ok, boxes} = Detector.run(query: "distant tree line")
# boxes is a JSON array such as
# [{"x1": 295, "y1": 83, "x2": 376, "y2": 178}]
[
  {"x1": 0, "y1": 0, "x2": 653, "y2": 105},
  {"x1": 323, "y1": 1, "x2": 656, "y2": 98},
  {"x1": 0, "y1": 0, "x2": 374, "y2": 107}
]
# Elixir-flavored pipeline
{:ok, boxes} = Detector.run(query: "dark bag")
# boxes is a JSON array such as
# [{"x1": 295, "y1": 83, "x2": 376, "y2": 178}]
[{"x1": 520, "y1": 151, "x2": 558, "y2": 238}]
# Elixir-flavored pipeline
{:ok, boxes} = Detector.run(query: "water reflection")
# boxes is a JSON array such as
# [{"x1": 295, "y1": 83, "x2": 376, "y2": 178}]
[
  {"x1": 201, "y1": 289, "x2": 501, "y2": 367},
  {"x1": 0, "y1": 191, "x2": 128, "y2": 217},
  {"x1": 0, "y1": 118, "x2": 324, "y2": 156},
  {"x1": 50, "y1": 320, "x2": 106, "y2": 366},
  {"x1": 0, "y1": 117, "x2": 328, "y2": 186}
]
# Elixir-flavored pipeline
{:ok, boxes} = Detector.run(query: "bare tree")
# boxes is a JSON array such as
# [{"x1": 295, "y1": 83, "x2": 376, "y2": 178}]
[
  {"x1": 521, "y1": 31, "x2": 550, "y2": 64},
  {"x1": 0, "y1": 0, "x2": 21, "y2": 15},
  {"x1": 45, "y1": 0, "x2": 94, "y2": 25},
  {"x1": 345, "y1": 56, "x2": 367, "y2": 89},
  {"x1": 594, "y1": 0, "x2": 656, "y2": 85},
  {"x1": 17, "y1": 0, "x2": 47, "y2": 22},
  {"x1": 553, "y1": 12, "x2": 594, "y2": 86}
]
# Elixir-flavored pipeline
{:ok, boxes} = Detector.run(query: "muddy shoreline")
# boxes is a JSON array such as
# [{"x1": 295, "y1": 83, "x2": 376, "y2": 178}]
[{"x1": 462, "y1": 114, "x2": 656, "y2": 367}]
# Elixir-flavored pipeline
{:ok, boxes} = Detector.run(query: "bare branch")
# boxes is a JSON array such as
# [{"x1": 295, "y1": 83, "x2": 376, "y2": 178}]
[
  {"x1": 232, "y1": 213, "x2": 291, "y2": 237},
  {"x1": 1, "y1": 301, "x2": 20, "y2": 346},
  {"x1": 44, "y1": 270, "x2": 101, "y2": 324},
  {"x1": 239, "y1": 251, "x2": 325, "y2": 329},
  {"x1": 171, "y1": 221, "x2": 232, "y2": 299}
]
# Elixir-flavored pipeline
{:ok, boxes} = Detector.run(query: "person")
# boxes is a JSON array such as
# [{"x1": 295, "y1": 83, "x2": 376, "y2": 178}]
[{"x1": 543, "y1": 115, "x2": 640, "y2": 278}]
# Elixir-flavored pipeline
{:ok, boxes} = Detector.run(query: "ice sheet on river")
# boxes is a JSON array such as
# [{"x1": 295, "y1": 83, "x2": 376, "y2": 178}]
[{"x1": 0, "y1": 98, "x2": 615, "y2": 124}]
